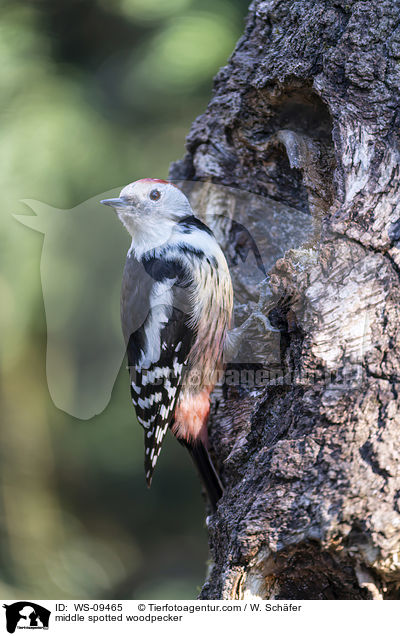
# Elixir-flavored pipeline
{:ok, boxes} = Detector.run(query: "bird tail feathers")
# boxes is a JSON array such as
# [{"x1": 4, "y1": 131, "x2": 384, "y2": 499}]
[{"x1": 179, "y1": 438, "x2": 223, "y2": 511}]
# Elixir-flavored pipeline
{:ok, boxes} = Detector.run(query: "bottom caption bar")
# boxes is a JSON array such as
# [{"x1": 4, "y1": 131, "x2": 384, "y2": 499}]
[{"x1": 0, "y1": 599, "x2": 394, "y2": 634}]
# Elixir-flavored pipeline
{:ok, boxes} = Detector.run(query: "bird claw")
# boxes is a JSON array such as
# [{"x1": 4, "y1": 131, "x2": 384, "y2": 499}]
[
  {"x1": 251, "y1": 309, "x2": 280, "y2": 333},
  {"x1": 249, "y1": 277, "x2": 279, "y2": 333}
]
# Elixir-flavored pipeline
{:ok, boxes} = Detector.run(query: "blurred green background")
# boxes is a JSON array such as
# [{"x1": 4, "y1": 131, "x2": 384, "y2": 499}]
[{"x1": 0, "y1": 0, "x2": 249, "y2": 599}]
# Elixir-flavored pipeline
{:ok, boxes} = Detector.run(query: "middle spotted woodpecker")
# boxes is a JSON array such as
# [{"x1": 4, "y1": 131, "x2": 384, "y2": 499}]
[{"x1": 101, "y1": 179, "x2": 233, "y2": 510}]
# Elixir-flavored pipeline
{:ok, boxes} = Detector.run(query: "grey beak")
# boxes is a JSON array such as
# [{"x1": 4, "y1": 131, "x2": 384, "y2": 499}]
[{"x1": 100, "y1": 197, "x2": 128, "y2": 208}]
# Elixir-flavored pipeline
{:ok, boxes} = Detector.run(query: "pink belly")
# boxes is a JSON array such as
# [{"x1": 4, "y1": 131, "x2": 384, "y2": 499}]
[{"x1": 172, "y1": 389, "x2": 211, "y2": 446}]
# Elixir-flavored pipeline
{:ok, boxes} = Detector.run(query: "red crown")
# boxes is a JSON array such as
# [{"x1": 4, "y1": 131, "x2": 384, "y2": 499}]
[{"x1": 137, "y1": 178, "x2": 179, "y2": 189}]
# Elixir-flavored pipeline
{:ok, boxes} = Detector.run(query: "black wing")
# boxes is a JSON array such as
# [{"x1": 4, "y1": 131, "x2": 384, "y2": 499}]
[{"x1": 122, "y1": 252, "x2": 195, "y2": 485}]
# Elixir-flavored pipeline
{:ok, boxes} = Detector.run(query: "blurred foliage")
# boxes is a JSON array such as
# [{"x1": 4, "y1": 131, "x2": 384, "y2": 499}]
[{"x1": 0, "y1": 0, "x2": 250, "y2": 599}]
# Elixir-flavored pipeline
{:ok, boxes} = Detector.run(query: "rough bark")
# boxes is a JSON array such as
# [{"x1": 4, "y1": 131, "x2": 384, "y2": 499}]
[{"x1": 169, "y1": 0, "x2": 400, "y2": 599}]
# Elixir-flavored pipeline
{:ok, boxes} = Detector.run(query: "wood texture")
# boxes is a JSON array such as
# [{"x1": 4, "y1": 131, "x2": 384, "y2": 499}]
[{"x1": 170, "y1": 0, "x2": 400, "y2": 599}]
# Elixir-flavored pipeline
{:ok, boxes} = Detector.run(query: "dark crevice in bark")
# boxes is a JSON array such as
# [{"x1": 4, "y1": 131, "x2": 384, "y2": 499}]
[
  {"x1": 266, "y1": 543, "x2": 372, "y2": 600},
  {"x1": 359, "y1": 442, "x2": 390, "y2": 483}
]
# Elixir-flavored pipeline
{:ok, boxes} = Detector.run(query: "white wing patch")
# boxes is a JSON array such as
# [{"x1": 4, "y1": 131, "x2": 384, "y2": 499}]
[{"x1": 139, "y1": 281, "x2": 175, "y2": 368}]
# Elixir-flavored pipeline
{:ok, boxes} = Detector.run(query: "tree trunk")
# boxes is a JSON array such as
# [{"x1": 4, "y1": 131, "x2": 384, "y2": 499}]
[{"x1": 169, "y1": 0, "x2": 400, "y2": 600}]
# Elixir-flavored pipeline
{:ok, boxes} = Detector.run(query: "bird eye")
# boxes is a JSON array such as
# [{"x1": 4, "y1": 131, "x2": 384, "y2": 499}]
[{"x1": 149, "y1": 189, "x2": 161, "y2": 201}]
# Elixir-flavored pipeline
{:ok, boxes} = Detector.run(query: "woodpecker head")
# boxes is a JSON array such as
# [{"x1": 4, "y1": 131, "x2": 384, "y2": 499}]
[{"x1": 101, "y1": 179, "x2": 193, "y2": 254}]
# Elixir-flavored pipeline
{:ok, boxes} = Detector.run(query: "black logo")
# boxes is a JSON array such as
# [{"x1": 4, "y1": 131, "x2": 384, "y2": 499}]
[{"x1": 3, "y1": 603, "x2": 50, "y2": 633}]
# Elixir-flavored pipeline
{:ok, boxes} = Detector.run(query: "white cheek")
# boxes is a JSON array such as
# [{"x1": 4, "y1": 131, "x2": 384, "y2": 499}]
[{"x1": 118, "y1": 211, "x2": 136, "y2": 234}]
